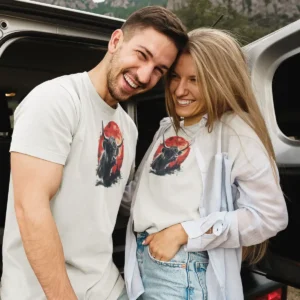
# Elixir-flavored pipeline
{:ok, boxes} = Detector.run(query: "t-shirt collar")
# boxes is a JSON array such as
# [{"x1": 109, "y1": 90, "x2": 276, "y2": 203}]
[{"x1": 84, "y1": 71, "x2": 119, "y2": 117}]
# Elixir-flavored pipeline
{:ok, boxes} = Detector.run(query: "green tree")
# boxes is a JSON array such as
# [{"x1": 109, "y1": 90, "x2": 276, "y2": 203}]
[
  {"x1": 175, "y1": 0, "x2": 277, "y2": 45},
  {"x1": 175, "y1": 0, "x2": 226, "y2": 29}
]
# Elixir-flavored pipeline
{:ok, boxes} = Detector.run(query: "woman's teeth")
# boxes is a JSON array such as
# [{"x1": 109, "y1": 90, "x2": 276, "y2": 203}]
[
  {"x1": 124, "y1": 74, "x2": 138, "y2": 89},
  {"x1": 177, "y1": 100, "x2": 193, "y2": 105}
]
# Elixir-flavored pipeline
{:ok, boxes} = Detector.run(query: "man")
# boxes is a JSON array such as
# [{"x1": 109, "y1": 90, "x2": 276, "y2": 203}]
[{"x1": 1, "y1": 6, "x2": 187, "y2": 300}]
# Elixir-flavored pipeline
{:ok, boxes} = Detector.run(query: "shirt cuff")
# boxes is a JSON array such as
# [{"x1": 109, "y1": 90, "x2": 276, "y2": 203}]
[
  {"x1": 181, "y1": 212, "x2": 227, "y2": 251},
  {"x1": 10, "y1": 142, "x2": 67, "y2": 165}
]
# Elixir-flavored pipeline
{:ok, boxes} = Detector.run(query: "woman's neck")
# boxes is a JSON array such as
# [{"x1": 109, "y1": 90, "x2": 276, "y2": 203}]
[{"x1": 183, "y1": 114, "x2": 205, "y2": 127}]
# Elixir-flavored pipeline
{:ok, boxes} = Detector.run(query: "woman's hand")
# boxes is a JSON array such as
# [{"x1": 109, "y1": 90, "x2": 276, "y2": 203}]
[{"x1": 143, "y1": 224, "x2": 188, "y2": 262}]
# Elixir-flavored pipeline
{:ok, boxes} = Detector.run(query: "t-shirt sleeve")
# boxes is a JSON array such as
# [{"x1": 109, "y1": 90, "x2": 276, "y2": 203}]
[{"x1": 10, "y1": 81, "x2": 79, "y2": 165}]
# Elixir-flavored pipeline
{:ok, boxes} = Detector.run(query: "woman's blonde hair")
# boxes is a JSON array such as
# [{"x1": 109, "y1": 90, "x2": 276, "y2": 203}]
[{"x1": 165, "y1": 28, "x2": 275, "y2": 264}]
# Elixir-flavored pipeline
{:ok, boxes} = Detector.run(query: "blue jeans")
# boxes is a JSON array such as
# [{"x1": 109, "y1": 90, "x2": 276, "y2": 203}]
[{"x1": 136, "y1": 232, "x2": 209, "y2": 300}]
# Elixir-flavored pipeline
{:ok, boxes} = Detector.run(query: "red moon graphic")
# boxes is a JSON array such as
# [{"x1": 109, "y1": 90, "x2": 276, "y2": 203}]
[
  {"x1": 96, "y1": 121, "x2": 124, "y2": 187},
  {"x1": 151, "y1": 136, "x2": 190, "y2": 176}
]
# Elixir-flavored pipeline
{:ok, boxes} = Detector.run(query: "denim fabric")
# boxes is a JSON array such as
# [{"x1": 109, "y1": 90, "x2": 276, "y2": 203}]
[{"x1": 136, "y1": 232, "x2": 208, "y2": 300}]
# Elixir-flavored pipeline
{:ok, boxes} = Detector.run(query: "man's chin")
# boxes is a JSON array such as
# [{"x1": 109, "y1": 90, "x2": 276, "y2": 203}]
[
  {"x1": 113, "y1": 90, "x2": 141, "y2": 102},
  {"x1": 113, "y1": 94, "x2": 132, "y2": 102},
  {"x1": 109, "y1": 84, "x2": 148, "y2": 102}
]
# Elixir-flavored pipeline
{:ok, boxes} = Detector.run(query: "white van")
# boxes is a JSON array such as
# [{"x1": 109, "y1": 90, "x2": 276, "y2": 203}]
[{"x1": 0, "y1": 0, "x2": 299, "y2": 298}]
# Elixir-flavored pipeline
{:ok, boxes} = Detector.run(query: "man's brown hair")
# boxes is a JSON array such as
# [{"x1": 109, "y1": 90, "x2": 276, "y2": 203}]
[{"x1": 121, "y1": 6, "x2": 188, "y2": 52}]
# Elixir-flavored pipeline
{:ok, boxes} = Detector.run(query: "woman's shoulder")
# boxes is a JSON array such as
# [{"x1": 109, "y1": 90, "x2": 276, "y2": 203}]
[
  {"x1": 159, "y1": 117, "x2": 173, "y2": 127},
  {"x1": 220, "y1": 112, "x2": 259, "y2": 140}
]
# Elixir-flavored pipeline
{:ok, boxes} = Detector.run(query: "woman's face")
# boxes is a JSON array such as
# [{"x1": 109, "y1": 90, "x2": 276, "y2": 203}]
[{"x1": 169, "y1": 53, "x2": 205, "y2": 126}]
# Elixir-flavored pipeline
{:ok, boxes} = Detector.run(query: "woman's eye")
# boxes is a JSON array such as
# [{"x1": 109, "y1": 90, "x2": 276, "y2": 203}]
[{"x1": 170, "y1": 73, "x2": 178, "y2": 79}]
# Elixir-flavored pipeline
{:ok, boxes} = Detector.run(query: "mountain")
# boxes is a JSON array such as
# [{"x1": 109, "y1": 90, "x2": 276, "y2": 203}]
[
  {"x1": 92, "y1": 0, "x2": 168, "y2": 18},
  {"x1": 210, "y1": 0, "x2": 300, "y2": 18},
  {"x1": 30, "y1": 0, "x2": 97, "y2": 11},
  {"x1": 28, "y1": 0, "x2": 300, "y2": 22}
]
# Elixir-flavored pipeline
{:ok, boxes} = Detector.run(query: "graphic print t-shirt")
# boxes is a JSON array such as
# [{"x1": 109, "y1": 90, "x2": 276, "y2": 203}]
[
  {"x1": 96, "y1": 120, "x2": 125, "y2": 188},
  {"x1": 133, "y1": 124, "x2": 203, "y2": 234},
  {"x1": 2, "y1": 72, "x2": 137, "y2": 300}
]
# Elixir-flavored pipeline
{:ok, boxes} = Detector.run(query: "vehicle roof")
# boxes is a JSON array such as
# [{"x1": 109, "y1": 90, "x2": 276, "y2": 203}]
[{"x1": 0, "y1": 0, "x2": 125, "y2": 31}]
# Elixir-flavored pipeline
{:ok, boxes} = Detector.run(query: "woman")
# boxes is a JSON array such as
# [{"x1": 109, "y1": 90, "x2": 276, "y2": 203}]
[{"x1": 123, "y1": 28, "x2": 288, "y2": 300}]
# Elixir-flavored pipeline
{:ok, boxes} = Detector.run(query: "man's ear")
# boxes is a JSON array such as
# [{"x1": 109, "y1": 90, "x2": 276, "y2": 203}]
[{"x1": 108, "y1": 29, "x2": 124, "y2": 54}]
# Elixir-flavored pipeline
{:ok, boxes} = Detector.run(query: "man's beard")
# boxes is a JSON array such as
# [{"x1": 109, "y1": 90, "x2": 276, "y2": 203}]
[{"x1": 107, "y1": 49, "x2": 134, "y2": 103}]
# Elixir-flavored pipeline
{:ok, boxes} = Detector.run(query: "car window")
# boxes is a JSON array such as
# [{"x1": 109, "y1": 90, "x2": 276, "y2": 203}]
[{"x1": 273, "y1": 53, "x2": 300, "y2": 141}]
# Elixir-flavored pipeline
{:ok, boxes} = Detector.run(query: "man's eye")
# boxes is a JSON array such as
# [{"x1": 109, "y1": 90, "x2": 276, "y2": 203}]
[
  {"x1": 155, "y1": 67, "x2": 164, "y2": 76},
  {"x1": 137, "y1": 51, "x2": 146, "y2": 60}
]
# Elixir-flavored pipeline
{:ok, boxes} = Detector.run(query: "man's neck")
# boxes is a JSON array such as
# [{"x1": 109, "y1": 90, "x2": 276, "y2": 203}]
[{"x1": 88, "y1": 63, "x2": 118, "y2": 108}]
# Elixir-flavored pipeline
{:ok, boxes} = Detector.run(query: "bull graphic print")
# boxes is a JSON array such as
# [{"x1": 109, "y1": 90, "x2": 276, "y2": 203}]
[
  {"x1": 150, "y1": 135, "x2": 190, "y2": 176},
  {"x1": 96, "y1": 121, "x2": 124, "y2": 187}
]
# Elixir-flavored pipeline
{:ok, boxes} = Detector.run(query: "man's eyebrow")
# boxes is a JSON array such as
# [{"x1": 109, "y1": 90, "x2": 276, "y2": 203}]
[
  {"x1": 138, "y1": 45, "x2": 169, "y2": 71},
  {"x1": 138, "y1": 45, "x2": 154, "y2": 58},
  {"x1": 159, "y1": 65, "x2": 169, "y2": 71}
]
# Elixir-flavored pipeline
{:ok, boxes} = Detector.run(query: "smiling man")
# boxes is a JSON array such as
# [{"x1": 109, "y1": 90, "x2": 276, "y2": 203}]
[{"x1": 1, "y1": 6, "x2": 187, "y2": 300}]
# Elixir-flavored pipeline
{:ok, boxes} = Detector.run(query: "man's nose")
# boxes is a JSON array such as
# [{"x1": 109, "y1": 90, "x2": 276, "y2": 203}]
[{"x1": 136, "y1": 65, "x2": 153, "y2": 86}]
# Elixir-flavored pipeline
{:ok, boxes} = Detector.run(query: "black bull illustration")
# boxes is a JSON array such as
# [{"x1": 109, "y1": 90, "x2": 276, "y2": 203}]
[
  {"x1": 150, "y1": 135, "x2": 190, "y2": 176},
  {"x1": 96, "y1": 122, "x2": 123, "y2": 187}
]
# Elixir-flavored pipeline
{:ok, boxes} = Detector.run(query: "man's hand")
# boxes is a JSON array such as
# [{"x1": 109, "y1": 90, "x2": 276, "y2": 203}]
[{"x1": 143, "y1": 224, "x2": 188, "y2": 262}]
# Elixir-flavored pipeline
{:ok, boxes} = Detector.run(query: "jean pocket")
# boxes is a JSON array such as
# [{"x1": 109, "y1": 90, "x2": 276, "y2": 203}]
[
  {"x1": 147, "y1": 247, "x2": 186, "y2": 268},
  {"x1": 195, "y1": 261, "x2": 208, "y2": 300},
  {"x1": 192, "y1": 251, "x2": 209, "y2": 263},
  {"x1": 136, "y1": 238, "x2": 145, "y2": 264}
]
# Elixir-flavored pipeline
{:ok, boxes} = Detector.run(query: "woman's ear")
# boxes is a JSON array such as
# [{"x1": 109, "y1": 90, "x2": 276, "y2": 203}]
[{"x1": 108, "y1": 29, "x2": 124, "y2": 54}]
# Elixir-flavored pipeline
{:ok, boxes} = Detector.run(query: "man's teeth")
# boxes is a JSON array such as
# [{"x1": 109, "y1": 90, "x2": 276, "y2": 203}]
[
  {"x1": 178, "y1": 100, "x2": 193, "y2": 105},
  {"x1": 124, "y1": 74, "x2": 138, "y2": 89}
]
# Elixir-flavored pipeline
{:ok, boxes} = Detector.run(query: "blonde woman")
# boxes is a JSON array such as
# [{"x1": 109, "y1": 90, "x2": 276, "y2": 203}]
[{"x1": 123, "y1": 29, "x2": 288, "y2": 300}]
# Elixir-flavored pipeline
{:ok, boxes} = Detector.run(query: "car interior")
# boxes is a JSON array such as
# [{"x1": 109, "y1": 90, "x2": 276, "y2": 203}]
[
  {"x1": 256, "y1": 52, "x2": 300, "y2": 288},
  {"x1": 0, "y1": 34, "x2": 166, "y2": 275},
  {"x1": 273, "y1": 53, "x2": 300, "y2": 140}
]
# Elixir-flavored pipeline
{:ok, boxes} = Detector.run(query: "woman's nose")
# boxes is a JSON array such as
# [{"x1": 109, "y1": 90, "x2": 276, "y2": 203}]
[{"x1": 175, "y1": 80, "x2": 188, "y2": 97}]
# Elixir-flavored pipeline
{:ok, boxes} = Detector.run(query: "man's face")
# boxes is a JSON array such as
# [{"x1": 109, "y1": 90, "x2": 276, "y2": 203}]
[{"x1": 107, "y1": 27, "x2": 178, "y2": 102}]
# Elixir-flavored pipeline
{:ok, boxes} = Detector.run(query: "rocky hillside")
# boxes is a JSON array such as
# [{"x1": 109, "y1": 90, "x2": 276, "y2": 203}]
[
  {"x1": 94, "y1": 0, "x2": 300, "y2": 18},
  {"x1": 31, "y1": 0, "x2": 97, "y2": 11},
  {"x1": 201, "y1": 0, "x2": 299, "y2": 18},
  {"x1": 29, "y1": 0, "x2": 300, "y2": 19}
]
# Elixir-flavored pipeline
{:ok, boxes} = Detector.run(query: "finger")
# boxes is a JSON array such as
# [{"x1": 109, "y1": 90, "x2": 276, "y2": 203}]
[
  {"x1": 149, "y1": 246, "x2": 157, "y2": 258},
  {"x1": 164, "y1": 256, "x2": 172, "y2": 262},
  {"x1": 143, "y1": 234, "x2": 154, "y2": 245},
  {"x1": 153, "y1": 250, "x2": 163, "y2": 261},
  {"x1": 206, "y1": 227, "x2": 213, "y2": 234},
  {"x1": 158, "y1": 255, "x2": 164, "y2": 261},
  {"x1": 150, "y1": 250, "x2": 156, "y2": 259}
]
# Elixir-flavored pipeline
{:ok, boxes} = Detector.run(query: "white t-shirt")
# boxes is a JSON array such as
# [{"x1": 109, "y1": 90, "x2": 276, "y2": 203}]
[
  {"x1": 133, "y1": 123, "x2": 203, "y2": 234},
  {"x1": 1, "y1": 72, "x2": 138, "y2": 300}
]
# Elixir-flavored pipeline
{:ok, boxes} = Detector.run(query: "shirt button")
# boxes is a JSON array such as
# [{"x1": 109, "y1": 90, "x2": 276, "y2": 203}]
[{"x1": 213, "y1": 221, "x2": 224, "y2": 236}]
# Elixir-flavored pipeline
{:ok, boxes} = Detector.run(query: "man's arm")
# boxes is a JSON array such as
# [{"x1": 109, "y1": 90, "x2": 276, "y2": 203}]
[{"x1": 12, "y1": 152, "x2": 77, "y2": 300}]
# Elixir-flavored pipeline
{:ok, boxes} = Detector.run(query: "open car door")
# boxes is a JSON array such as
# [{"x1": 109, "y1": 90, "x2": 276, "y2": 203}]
[
  {"x1": 245, "y1": 19, "x2": 300, "y2": 289},
  {"x1": 0, "y1": 0, "x2": 135, "y2": 272}
]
